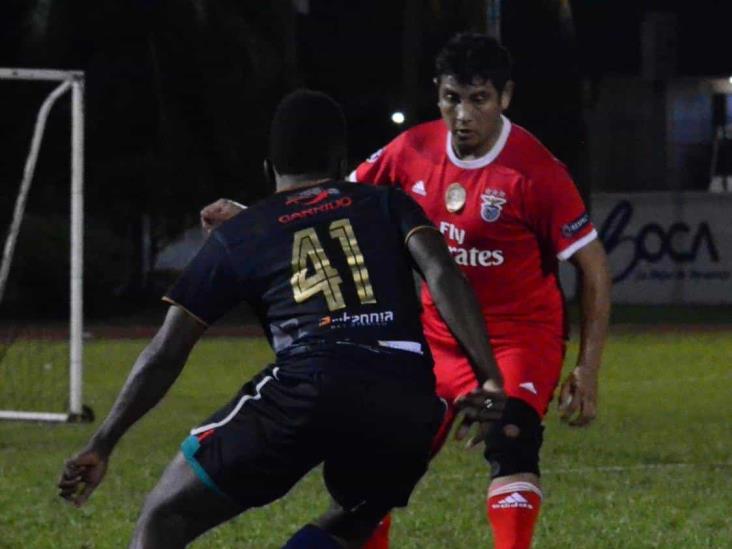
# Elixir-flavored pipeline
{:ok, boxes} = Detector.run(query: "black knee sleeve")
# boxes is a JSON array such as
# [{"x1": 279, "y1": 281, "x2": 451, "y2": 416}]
[{"x1": 483, "y1": 397, "x2": 544, "y2": 478}]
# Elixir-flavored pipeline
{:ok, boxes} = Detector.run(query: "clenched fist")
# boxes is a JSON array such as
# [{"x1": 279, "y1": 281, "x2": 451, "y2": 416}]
[{"x1": 200, "y1": 198, "x2": 246, "y2": 236}]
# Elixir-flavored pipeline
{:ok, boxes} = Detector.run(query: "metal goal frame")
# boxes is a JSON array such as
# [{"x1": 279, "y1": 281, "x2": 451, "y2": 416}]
[{"x1": 0, "y1": 68, "x2": 90, "y2": 422}]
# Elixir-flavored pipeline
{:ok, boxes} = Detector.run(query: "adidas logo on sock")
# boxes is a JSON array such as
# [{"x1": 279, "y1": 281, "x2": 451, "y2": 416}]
[
  {"x1": 411, "y1": 180, "x2": 427, "y2": 196},
  {"x1": 491, "y1": 492, "x2": 534, "y2": 510}
]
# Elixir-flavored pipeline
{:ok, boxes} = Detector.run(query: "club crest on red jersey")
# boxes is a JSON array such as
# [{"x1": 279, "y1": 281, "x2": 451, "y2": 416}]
[{"x1": 480, "y1": 190, "x2": 507, "y2": 223}]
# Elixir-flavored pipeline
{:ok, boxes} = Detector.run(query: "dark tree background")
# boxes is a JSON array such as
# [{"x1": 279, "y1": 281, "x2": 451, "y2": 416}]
[
  {"x1": 1, "y1": 0, "x2": 730, "y2": 316},
  {"x1": 0, "y1": 1, "x2": 295, "y2": 314}
]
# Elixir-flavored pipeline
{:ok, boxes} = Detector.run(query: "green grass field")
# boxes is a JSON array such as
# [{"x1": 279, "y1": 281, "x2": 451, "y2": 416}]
[{"x1": 1, "y1": 330, "x2": 731, "y2": 548}]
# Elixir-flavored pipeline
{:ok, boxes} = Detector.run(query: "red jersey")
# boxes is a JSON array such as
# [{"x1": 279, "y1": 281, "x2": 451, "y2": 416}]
[{"x1": 350, "y1": 117, "x2": 597, "y2": 339}]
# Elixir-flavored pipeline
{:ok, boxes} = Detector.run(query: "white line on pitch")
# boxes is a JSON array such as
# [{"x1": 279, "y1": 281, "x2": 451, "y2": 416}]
[
  {"x1": 604, "y1": 372, "x2": 732, "y2": 387},
  {"x1": 438, "y1": 462, "x2": 732, "y2": 480},
  {"x1": 544, "y1": 462, "x2": 732, "y2": 474}
]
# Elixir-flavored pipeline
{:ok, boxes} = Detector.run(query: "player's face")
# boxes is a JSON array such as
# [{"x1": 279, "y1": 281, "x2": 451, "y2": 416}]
[{"x1": 437, "y1": 75, "x2": 513, "y2": 159}]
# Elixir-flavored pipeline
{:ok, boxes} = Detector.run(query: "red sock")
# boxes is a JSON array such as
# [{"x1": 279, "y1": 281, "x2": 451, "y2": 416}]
[
  {"x1": 362, "y1": 514, "x2": 391, "y2": 549},
  {"x1": 486, "y1": 482, "x2": 542, "y2": 549}
]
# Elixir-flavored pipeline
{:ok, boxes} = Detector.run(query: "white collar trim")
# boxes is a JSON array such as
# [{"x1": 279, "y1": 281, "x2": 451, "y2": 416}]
[{"x1": 446, "y1": 115, "x2": 511, "y2": 169}]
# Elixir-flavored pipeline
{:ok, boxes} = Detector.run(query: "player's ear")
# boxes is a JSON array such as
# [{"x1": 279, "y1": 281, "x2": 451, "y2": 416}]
[
  {"x1": 263, "y1": 158, "x2": 276, "y2": 187},
  {"x1": 334, "y1": 156, "x2": 348, "y2": 180},
  {"x1": 500, "y1": 81, "x2": 514, "y2": 111},
  {"x1": 329, "y1": 146, "x2": 348, "y2": 180}
]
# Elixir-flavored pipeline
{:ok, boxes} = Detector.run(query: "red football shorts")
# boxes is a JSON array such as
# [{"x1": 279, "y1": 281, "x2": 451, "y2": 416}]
[{"x1": 423, "y1": 317, "x2": 566, "y2": 419}]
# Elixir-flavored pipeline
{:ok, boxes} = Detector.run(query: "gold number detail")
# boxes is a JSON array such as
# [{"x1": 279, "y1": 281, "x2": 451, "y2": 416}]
[
  {"x1": 329, "y1": 219, "x2": 376, "y2": 305},
  {"x1": 291, "y1": 227, "x2": 345, "y2": 311},
  {"x1": 290, "y1": 219, "x2": 377, "y2": 311}
]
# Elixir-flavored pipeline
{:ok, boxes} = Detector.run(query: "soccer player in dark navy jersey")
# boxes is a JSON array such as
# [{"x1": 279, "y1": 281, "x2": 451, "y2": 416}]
[
  {"x1": 59, "y1": 90, "x2": 505, "y2": 549},
  {"x1": 169, "y1": 181, "x2": 435, "y2": 355}
]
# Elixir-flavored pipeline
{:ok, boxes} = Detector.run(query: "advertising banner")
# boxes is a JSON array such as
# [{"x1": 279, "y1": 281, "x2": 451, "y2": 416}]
[{"x1": 592, "y1": 192, "x2": 732, "y2": 304}]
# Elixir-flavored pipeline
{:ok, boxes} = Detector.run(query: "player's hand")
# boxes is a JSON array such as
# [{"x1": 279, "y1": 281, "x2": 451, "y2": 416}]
[
  {"x1": 453, "y1": 379, "x2": 506, "y2": 448},
  {"x1": 558, "y1": 365, "x2": 598, "y2": 427},
  {"x1": 200, "y1": 198, "x2": 246, "y2": 236},
  {"x1": 58, "y1": 447, "x2": 109, "y2": 507}
]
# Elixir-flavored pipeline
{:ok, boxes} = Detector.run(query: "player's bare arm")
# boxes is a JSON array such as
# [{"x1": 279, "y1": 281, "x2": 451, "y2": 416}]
[
  {"x1": 406, "y1": 228, "x2": 503, "y2": 387},
  {"x1": 559, "y1": 239, "x2": 611, "y2": 427},
  {"x1": 200, "y1": 198, "x2": 246, "y2": 235},
  {"x1": 58, "y1": 306, "x2": 206, "y2": 506},
  {"x1": 406, "y1": 227, "x2": 506, "y2": 443}
]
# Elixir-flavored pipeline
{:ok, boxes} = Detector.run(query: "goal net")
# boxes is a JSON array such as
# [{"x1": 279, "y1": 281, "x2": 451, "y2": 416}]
[{"x1": 0, "y1": 68, "x2": 91, "y2": 422}]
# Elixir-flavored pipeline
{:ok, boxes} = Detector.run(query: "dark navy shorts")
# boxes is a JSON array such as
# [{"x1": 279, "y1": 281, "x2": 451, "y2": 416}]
[{"x1": 181, "y1": 342, "x2": 444, "y2": 511}]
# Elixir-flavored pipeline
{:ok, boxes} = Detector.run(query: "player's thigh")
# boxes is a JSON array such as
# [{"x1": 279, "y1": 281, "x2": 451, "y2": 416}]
[
  {"x1": 138, "y1": 452, "x2": 244, "y2": 540},
  {"x1": 323, "y1": 439, "x2": 432, "y2": 515},
  {"x1": 322, "y1": 377, "x2": 444, "y2": 512},
  {"x1": 494, "y1": 333, "x2": 565, "y2": 417},
  {"x1": 182, "y1": 363, "x2": 324, "y2": 509},
  {"x1": 431, "y1": 347, "x2": 479, "y2": 403},
  {"x1": 314, "y1": 498, "x2": 392, "y2": 547},
  {"x1": 430, "y1": 326, "x2": 565, "y2": 418},
  {"x1": 416, "y1": 340, "x2": 476, "y2": 454}
]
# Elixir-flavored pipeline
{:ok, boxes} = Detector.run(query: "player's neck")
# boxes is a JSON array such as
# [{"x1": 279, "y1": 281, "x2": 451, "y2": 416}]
[
  {"x1": 451, "y1": 118, "x2": 503, "y2": 161},
  {"x1": 276, "y1": 174, "x2": 335, "y2": 193}
]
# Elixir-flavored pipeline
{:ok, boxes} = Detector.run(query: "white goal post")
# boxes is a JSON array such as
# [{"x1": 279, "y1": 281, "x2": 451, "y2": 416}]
[{"x1": 0, "y1": 68, "x2": 90, "y2": 422}]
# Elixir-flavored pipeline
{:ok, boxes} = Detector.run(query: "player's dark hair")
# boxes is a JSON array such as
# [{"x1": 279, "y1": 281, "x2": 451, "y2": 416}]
[
  {"x1": 269, "y1": 89, "x2": 347, "y2": 176},
  {"x1": 435, "y1": 33, "x2": 512, "y2": 92}
]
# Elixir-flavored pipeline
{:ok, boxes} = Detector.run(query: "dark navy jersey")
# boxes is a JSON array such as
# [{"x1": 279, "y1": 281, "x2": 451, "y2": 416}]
[{"x1": 165, "y1": 181, "x2": 438, "y2": 354}]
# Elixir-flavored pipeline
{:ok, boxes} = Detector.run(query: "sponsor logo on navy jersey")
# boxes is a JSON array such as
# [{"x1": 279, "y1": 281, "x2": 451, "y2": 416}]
[
  {"x1": 285, "y1": 186, "x2": 340, "y2": 206},
  {"x1": 480, "y1": 190, "x2": 507, "y2": 223},
  {"x1": 278, "y1": 196, "x2": 353, "y2": 224},
  {"x1": 319, "y1": 310, "x2": 395, "y2": 328},
  {"x1": 561, "y1": 212, "x2": 590, "y2": 237}
]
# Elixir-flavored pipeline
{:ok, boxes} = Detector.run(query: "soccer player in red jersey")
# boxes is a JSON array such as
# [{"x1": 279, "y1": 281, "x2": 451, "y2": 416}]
[
  {"x1": 349, "y1": 33, "x2": 612, "y2": 549},
  {"x1": 200, "y1": 34, "x2": 611, "y2": 549}
]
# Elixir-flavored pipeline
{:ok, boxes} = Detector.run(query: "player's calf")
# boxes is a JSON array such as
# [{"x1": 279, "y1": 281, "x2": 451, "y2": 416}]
[
  {"x1": 487, "y1": 476, "x2": 542, "y2": 549},
  {"x1": 307, "y1": 499, "x2": 391, "y2": 549},
  {"x1": 361, "y1": 514, "x2": 392, "y2": 549},
  {"x1": 484, "y1": 398, "x2": 544, "y2": 549}
]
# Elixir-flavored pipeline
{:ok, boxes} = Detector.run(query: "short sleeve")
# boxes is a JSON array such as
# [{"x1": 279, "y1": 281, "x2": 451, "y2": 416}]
[
  {"x1": 525, "y1": 164, "x2": 597, "y2": 261},
  {"x1": 348, "y1": 134, "x2": 403, "y2": 186},
  {"x1": 163, "y1": 233, "x2": 242, "y2": 326},
  {"x1": 387, "y1": 187, "x2": 438, "y2": 244}
]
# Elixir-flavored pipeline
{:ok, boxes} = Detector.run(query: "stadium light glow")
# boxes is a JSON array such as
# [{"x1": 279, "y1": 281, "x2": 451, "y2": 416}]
[
  {"x1": 729, "y1": 76, "x2": 732, "y2": 84},
  {"x1": 391, "y1": 111, "x2": 405, "y2": 125}
]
